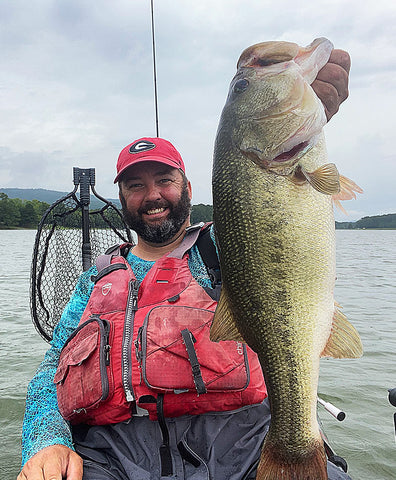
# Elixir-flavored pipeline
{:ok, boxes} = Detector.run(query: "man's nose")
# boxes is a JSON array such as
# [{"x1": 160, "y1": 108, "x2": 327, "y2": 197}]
[{"x1": 144, "y1": 183, "x2": 162, "y2": 201}]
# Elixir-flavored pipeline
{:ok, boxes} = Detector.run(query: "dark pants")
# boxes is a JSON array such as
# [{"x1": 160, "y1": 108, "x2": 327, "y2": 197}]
[{"x1": 72, "y1": 399, "x2": 352, "y2": 480}]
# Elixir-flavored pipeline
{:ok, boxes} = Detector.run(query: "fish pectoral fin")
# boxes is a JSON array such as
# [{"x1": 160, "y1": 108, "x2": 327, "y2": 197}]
[
  {"x1": 321, "y1": 304, "x2": 363, "y2": 358},
  {"x1": 210, "y1": 288, "x2": 245, "y2": 342},
  {"x1": 332, "y1": 174, "x2": 363, "y2": 214},
  {"x1": 300, "y1": 163, "x2": 341, "y2": 195}
]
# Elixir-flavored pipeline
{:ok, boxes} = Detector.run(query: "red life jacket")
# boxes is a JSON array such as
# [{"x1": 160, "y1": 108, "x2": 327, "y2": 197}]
[{"x1": 54, "y1": 225, "x2": 267, "y2": 424}]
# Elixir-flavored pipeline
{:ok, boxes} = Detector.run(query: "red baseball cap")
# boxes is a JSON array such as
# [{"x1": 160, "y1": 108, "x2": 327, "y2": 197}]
[{"x1": 114, "y1": 137, "x2": 186, "y2": 183}]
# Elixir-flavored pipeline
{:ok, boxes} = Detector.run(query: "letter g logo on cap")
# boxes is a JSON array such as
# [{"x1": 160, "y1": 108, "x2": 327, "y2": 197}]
[{"x1": 129, "y1": 140, "x2": 156, "y2": 154}]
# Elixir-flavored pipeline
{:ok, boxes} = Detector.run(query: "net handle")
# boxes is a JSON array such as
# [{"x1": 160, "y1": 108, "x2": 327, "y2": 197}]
[{"x1": 73, "y1": 168, "x2": 95, "y2": 271}]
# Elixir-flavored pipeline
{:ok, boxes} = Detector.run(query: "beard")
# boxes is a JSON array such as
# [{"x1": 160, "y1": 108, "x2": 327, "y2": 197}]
[{"x1": 120, "y1": 183, "x2": 191, "y2": 244}]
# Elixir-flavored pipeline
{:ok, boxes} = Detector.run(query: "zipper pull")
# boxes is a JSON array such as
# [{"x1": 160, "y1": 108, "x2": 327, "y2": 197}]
[
  {"x1": 130, "y1": 279, "x2": 140, "y2": 311},
  {"x1": 125, "y1": 390, "x2": 134, "y2": 402},
  {"x1": 104, "y1": 344, "x2": 111, "y2": 365},
  {"x1": 134, "y1": 326, "x2": 143, "y2": 362},
  {"x1": 103, "y1": 320, "x2": 111, "y2": 366}
]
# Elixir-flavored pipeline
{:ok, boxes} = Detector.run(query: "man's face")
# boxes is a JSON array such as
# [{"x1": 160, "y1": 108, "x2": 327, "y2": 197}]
[{"x1": 119, "y1": 161, "x2": 192, "y2": 244}]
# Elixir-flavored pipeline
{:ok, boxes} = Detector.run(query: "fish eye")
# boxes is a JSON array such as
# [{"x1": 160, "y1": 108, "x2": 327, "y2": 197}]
[{"x1": 233, "y1": 79, "x2": 249, "y2": 93}]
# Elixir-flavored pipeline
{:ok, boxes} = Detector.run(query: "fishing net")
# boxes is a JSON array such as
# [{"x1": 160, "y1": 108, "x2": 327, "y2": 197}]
[{"x1": 31, "y1": 168, "x2": 133, "y2": 342}]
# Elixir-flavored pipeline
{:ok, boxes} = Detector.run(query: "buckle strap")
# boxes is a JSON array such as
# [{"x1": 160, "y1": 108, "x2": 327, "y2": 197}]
[
  {"x1": 167, "y1": 223, "x2": 204, "y2": 259},
  {"x1": 181, "y1": 329, "x2": 207, "y2": 395},
  {"x1": 95, "y1": 245, "x2": 122, "y2": 272},
  {"x1": 95, "y1": 243, "x2": 133, "y2": 273}
]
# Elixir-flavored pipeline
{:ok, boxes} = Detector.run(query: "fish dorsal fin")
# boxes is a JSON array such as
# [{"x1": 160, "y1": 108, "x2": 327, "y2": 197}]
[
  {"x1": 300, "y1": 163, "x2": 341, "y2": 195},
  {"x1": 210, "y1": 288, "x2": 245, "y2": 342},
  {"x1": 321, "y1": 304, "x2": 363, "y2": 358},
  {"x1": 332, "y1": 174, "x2": 363, "y2": 214}
]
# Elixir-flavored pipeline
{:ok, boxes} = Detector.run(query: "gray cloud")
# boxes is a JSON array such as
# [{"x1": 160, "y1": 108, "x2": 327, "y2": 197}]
[{"x1": 1, "y1": 0, "x2": 395, "y2": 221}]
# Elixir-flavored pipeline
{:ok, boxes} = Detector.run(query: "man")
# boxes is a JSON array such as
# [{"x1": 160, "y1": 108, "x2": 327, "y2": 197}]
[{"x1": 19, "y1": 50, "x2": 352, "y2": 480}]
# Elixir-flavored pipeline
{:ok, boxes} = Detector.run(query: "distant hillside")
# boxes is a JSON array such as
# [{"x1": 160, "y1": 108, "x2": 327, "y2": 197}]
[
  {"x1": 0, "y1": 187, "x2": 121, "y2": 209},
  {"x1": 1, "y1": 188, "x2": 395, "y2": 229},
  {"x1": 336, "y1": 213, "x2": 396, "y2": 229},
  {"x1": 0, "y1": 188, "x2": 67, "y2": 203}
]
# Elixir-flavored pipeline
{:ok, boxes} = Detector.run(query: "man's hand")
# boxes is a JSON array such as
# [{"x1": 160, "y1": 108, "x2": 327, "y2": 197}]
[
  {"x1": 17, "y1": 445, "x2": 83, "y2": 480},
  {"x1": 311, "y1": 49, "x2": 351, "y2": 121}
]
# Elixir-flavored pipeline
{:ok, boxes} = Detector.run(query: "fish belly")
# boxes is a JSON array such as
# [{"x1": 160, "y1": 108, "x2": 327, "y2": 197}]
[{"x1": 213, "y1": 145, "x2": 334, "y2": 479}]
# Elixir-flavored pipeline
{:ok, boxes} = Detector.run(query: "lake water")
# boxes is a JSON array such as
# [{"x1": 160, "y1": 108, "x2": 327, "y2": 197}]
[{"x1": 0, "y1": 229, "x2": 395, "y2": 479}]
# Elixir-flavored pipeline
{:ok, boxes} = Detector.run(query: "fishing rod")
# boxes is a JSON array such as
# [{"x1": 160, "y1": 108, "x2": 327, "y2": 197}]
[
  {"x1": 317, "y1": 396, "x2": 346, "y2": 422},
  {"x1": 317, "y1": 396, "x2": 348, "y2": 473},
  {"x1": 150, "y1": 0, "x2": 159, "y2": 137}
]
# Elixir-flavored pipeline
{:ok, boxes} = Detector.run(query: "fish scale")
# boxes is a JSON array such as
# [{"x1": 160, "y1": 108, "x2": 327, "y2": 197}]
[{"x1": 211, "y1": 38, "x2": 362, "y2": 480}]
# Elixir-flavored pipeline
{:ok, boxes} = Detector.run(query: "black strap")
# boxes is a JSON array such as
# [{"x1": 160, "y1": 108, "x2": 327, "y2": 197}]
[
  {"x1": 90, "y1": 263, "x2": 127, "y2": 283},
  {"x1": 177, "y1": 441, "x2": 201, "y2": 468},
  {"x1": 195, "y1": 224, "x2": 221, "y2": 287},
  {"x1": 156, "y1": 394, "x2": 173, "y2": 476},
  {"x1": 181, "y1": 329, "x2": 207, "y2": 395}
]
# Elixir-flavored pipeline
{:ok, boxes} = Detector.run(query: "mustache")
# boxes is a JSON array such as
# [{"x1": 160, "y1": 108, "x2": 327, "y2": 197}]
[{"x1": 138, "y1": 201, "x2": 170, "y2": 215}]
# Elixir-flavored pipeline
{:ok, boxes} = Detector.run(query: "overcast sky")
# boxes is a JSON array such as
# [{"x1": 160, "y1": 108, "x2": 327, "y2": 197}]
[{"x1": 1, "y1": 0, "x2": 395, "y2": 221}]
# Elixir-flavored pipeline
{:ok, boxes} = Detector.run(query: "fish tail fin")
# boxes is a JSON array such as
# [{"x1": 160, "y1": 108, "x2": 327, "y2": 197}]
[
  {"x1": 332, "y1": 174, "x2": 363, "y2": 214},
  {"x1": 256, "y1": 440, "x2": 328, "y2": 480}
]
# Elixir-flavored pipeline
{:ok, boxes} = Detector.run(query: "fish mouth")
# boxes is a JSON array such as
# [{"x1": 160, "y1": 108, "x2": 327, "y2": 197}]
[
  {"x1": 272, "y1": 141, "x2": 310, "y2": 163},
  {"x1": 244, "y1": 140, "x2": 314, "y2": 177},
  {"x1": 244, "y1": 140, "x2": 311, "y2": 174}
]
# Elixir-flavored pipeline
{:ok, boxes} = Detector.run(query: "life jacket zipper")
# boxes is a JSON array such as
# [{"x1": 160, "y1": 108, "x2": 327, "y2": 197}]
[
  {"x1": 122, "y1": 279, "x2": 140, "y2": 402},
  {"x1": 100, "y1": 318, "x2": 111, "y2": 399},
  {"x1": 103, "y1": 321, "x2": 111, "y2": 367}
]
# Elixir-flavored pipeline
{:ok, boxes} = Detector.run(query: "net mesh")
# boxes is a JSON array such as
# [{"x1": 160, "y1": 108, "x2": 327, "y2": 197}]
[{"x1": 31, "y1": 191, "x2": 133, "y2": 342}]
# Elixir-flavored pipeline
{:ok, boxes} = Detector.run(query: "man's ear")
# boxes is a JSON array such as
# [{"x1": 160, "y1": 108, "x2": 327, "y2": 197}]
[
  {"x1": 187, "y1": 180, "x2": 192, "y2": 200},
  {"x1": 118, "y1": 183, "x2": 124, "y2": 203}
]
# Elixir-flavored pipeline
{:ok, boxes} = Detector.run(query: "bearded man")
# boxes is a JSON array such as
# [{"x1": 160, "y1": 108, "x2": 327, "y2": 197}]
[{"x1": 19, "y1": 50, "x2": 353, "y2": 480}]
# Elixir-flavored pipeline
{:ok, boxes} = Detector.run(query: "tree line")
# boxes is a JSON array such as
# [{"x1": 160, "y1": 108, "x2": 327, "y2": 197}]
[
  {"x1": 336, "y1": 213, "x2": 396, "y2": 230},
  {"x1": 1, "y1": 193, "x2": 394, "y2": 230},
  {"x1": 0, "y1": 193, "x2": 214, "y2": 229},
  {"x1": 0, "y1": 193, "x2": 50, "y2": 228},
  {"x1": 2, "y1": 192, "x2": 395, "y2": 230}
]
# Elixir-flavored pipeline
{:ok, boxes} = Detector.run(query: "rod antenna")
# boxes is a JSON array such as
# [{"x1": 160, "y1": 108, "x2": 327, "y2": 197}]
[{"x1": 150, "y1": 0, "x2": 160, "y2": 137}]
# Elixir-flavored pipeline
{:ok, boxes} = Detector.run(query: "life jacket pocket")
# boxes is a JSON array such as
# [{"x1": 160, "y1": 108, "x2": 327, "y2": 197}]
[
  {"x1": 54, "y1": 315, "x2": 113, "y2": 422},
  {"x1": 135, "y1": 305, "x2": 250, "y2": 395}
]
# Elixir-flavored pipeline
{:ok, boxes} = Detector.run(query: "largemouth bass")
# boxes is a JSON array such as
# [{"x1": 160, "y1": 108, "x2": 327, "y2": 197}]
[{"x1": 211, "y1": 38, "x2": 363, "y2": 480}]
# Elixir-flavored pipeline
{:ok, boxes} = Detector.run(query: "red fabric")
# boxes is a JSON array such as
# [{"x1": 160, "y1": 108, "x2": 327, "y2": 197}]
[{"x1": 55, "y1": 250, "x2": 267, "y2": 425}]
